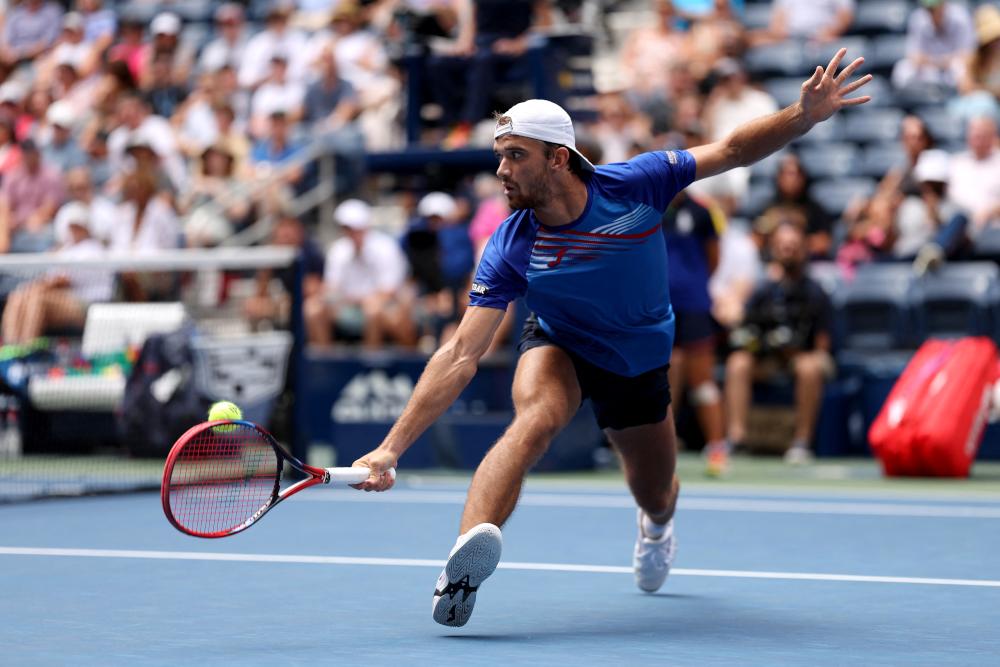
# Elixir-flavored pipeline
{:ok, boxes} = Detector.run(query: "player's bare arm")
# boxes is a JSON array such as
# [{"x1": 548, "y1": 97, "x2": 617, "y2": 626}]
[
  {"x1": 690, "y1": 48, "x2": 872, "y2": 181},
  {"x1": 353, "y1": 305, "x2": 507, "y2": 490}
]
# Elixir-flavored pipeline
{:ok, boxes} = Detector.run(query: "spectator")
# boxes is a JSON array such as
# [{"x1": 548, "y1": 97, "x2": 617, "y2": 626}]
[
  {"x1": 0, "y1": 139, "x2": 64, "y2": 253},
  {"x1": 179, "y1": 142, "x2": 250, "y2": 247},
  {"x1": 140, "y1": 13, "x2": 194, "y2": 89},
  {"x1": 1, "y1": 202, "x2": 112, "y2": 344},
  {"x1": 111, "y1": 167, "x2": 180, "y2": 256},
  {"x1": 249, "y1": 54, "x2": 306, "y2": 138},
  {"x1": 106, "y1": 92, "x2": 185, "y2": 193},
  {"x1": 303, "y1": 47, "x2": 360, "y2": 132},
  {"x1": 36, "y1": 12, "x2": 95, "y2": 86},
  {"x1": 687, "y1": 0, "x2": 747, "y2": 74},
  {"x1": 57, "y1": 166, "x2": 117, "y2": 246},
  {"x1": 250, "y1": 110, "x2": 305, "y2": 190},
  {"x1": 78, "y1": 0, "x2": 117, "y2": 47},
  {"x1": 82, "y1": 130, "x2": 112, "y2": 193},
  {"x1": 947, "y1": 115, "x2": 1000, "y2": 234},
  {"x1": 661, "y1": 190, "x2": 727, "y2": 476},
  {"x1": 0, "y1": 0, "x2": 63, "y2": 66},
  {"x1": 892, "y1": 0, "x2": 975, "y2": 94},
  {"x1": 900, "y1": 149, "x2": 972, "y2": 273},
  {"x1": 753, "y1": 0, "x2": 854, "y2": 46},
  {"x1": 586, "y1": 92, "x2": 651, "y2": 165},
  {"x1": 700, "y1": 57, "x2": 777, "y2": 210},
  {"x1": 403, "y1": 191, "x2": 475, "y2": 346},
  {"x1": 754, "y1": 153, "x2": 834, "y2": 259},
  {"x1": 41, "y1": 101, "x2": 86, "y2": 172},
  {"x1": 144, "y1": 50, "x2": 188, "y2": 119},
  {"x1": 709, "y1": 216, "x2": 763, "y2": 328},
  {"x1": 197, "y1": 3, "x2": 248, "y2": 75},
  {"x1": 0, "y1": 116, "x2": 21, "y2": 179},
  {"x1": 618, "y1": 0, "x2": 692, "y2": 111},
  {"x1": 307, "y1": 3, "x2": 401, "y2": 150},
  {"x1": 724, "y1": 222, "x2": 834, "y2": 465},
  {"x1": 427, "y1": 0, "x2": 551, "y2": 148},
  {"x1": 106, "y1": 14, "x2": 147, "y2": 84},
  {"x1": 244, "y1": 208, "x2": 325, "y2": 328},
  {"x1": 238, "y1": 0, "x2": 309, "y2": 90},
  {"x1": 952, "y1": 4, "x2": 1000, "y2": 122},
  {"x1": 876, "y1": 114, "x2": 934, "y2": 200},
  {"x1": 305, "y1": 199, "x2": 415, "y2": 348}
]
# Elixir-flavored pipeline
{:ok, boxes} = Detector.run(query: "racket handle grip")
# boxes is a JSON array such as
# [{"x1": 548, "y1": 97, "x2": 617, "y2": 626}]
[{"x1": 325, "y1": 467, "x2": 397, "y2": 486}]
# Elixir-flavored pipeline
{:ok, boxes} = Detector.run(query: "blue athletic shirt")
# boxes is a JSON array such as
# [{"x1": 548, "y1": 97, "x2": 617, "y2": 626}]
[{"x1": 469, "y1": 150, "x2": 697, "y2": 377}]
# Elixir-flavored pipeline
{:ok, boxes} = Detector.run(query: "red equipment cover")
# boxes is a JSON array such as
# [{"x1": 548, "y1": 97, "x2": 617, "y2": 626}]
[{"x1": 869, "y1": 337, "x2": 998, "y2": 477}]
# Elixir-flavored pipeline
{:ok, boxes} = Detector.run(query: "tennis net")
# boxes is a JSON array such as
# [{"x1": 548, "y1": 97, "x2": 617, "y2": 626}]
[{"x1": 0, "y1": 246, "x2": 303, "y2": 502}]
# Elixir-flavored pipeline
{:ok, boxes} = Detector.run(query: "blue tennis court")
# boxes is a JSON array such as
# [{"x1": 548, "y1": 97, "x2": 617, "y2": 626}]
[{"x1": 3, "y1": 464, "x2": 999, "y2": 666}]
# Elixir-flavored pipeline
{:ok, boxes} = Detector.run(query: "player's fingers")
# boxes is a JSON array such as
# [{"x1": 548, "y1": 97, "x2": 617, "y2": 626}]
[
  {"x1": 803, "y1": 65, "x2": 822, "y2": 90},
  {"x1": 835, "y1": 57, "x2": 865, "y2": 84},
  {"x1": 840, "y1": 95, "x2": 872, "y2": 107},
  {"x1": 840, "y1": 74, "x2": 873, "y2": 96},
  {"x1": 825, "y1": 47, "x2": 847, "y2": 78}
]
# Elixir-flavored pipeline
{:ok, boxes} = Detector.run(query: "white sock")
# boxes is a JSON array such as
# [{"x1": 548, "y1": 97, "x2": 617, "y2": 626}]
[{"x1": 642, "y1": 513, "x2": 667, "y2": 539}]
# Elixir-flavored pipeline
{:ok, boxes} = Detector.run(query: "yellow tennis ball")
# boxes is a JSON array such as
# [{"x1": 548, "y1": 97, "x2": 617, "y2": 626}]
[{"x1": 208, "y1": 401, "x2": 242, "y2": 433}]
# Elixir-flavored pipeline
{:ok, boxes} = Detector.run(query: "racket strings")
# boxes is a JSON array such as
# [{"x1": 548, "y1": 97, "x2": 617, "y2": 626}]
[{"x1": 167, "y1": 424, "x2": 280, "y2": 535}]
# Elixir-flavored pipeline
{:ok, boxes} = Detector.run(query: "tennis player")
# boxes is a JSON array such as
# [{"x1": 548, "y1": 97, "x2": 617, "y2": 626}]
[{"x1": 354, "y1": 48, "x2": 871, "y2": 627}]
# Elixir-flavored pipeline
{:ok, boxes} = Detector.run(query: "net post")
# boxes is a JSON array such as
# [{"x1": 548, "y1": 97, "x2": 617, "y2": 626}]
[{"x1": 289, "y1": 250, "x2": 307, "y2": 463}]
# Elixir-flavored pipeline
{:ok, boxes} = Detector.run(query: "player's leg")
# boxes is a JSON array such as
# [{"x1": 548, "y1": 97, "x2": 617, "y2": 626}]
[
  {"x1": 2, "y1": 285, "x2": 27, "y2": 343},
  {"x1": 434, "y1": 343, "x2": 581, "y2": 627},
  {"x1": 607, "y1": 410, "x2": 680, "y2": 593},
  {"x1": 606, "y1": 411, "x2": 680, "y2": 526},
  {"x1": 460, "y1": 344, "x2": 581, "y2": 532}
]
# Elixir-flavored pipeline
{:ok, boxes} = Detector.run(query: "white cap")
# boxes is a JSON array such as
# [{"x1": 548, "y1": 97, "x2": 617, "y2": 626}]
[
  {"x1": 334, "y1": 199, "x2": 371, "y2": 230},
  {"x1": 46, "y1": 101, "x2": 76, "y2": 128},
  {"x1": 151, "y1": 12, "x2": 181, "y2": 36},
  {"x1": 417, "y1": 192, "x2": 457, "y2": 220},
  {"x1": 493, "y1": 99, "x2": 595, "y2": 173},
  {"x1": 914, "y1": 149, "x2": 950, "y2": 183},
  {"x1": 55, "y1": 202, "x2": 91, "y2": 245},
  {"x1": 0, "y1": 80, "x2": 26, "y2": 104}
]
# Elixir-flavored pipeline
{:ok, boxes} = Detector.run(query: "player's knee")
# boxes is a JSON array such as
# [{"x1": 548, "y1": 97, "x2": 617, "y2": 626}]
[{"x1": 690, "y1": 381, "x2": 721, "y2": 406}]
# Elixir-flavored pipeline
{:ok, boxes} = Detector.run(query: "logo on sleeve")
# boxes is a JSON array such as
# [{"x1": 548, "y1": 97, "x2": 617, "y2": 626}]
[
  {"x1": 471, "y1": 282, "x2": 490, "y2": 295},
  {"x1": 664, "y1": 150, "x2": 678, "y2": 165}
]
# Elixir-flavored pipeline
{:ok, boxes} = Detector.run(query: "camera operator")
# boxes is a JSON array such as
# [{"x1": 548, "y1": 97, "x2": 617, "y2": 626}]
[{"x1": 723, "y1": 222, "x2": 834, "y2": 464}]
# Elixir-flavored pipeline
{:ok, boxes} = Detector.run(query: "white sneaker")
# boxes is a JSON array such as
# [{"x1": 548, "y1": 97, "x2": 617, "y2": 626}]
[
  {"x1": 633, "y1": 509, "x2": 676, "y2": 593},
  {"x1": 432, "y1": 523, "x2": 502, "y2": 627},
  {"x1": 783, "y1": 446, "x2": 814, "y2": 465}
]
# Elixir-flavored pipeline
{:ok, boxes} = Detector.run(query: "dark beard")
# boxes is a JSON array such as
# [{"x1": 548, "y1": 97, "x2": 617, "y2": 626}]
[{"x1": 508, "y1": 175, "x2": 552, "y2": 210}]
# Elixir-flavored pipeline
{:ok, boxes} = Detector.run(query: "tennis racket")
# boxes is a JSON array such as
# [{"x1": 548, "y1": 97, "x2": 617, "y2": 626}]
[{"x1": 161, "y1": 420, "x2": 394, "y2": 538}]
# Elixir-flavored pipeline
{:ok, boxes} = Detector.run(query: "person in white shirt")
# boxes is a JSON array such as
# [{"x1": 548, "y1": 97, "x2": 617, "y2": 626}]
[
  {"x1": 1, "y1": 202, "x2": 112, "y2": 344},
  {"x1": 56, "y1": 167, "x2": 118, "y2": 246},
  {"x1": 892, "y1": 0, "x2": 976, "y2": 92},
  {"x1": 238, "y1": 0, "x2": 309, "y2": 89},
  {"x1": 197, "y1": 3, "x2": 248, "y2": 74},
  {"x1": 249, "y1": 54, "x2": 306, "y2": 138},
  {"x1": 110, "y1": 168, "x2": 181, "y2": 255},
  {"x1": 947, "y1": 115, "x2": 1000, "y2": 234},
  {"x1": 755, "y1": 0, "x2": 855, "y2": 45},
  {"x1": 305, "y1": 199, "x2": 416, "y2": 348}
]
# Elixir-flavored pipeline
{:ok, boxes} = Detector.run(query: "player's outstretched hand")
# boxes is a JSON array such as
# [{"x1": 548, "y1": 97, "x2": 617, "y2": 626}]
[
  {"x1": 799, "y1": 48, "x2": 872, "y2": 125},
  {"x1": 351, "y1": 449, "x2": 397, "y2": 492}
]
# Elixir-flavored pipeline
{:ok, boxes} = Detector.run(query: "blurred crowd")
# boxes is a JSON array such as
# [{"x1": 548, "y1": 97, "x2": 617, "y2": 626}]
[{"x1": 2, "y1": 0, "x2": 1000, "y2": 462}]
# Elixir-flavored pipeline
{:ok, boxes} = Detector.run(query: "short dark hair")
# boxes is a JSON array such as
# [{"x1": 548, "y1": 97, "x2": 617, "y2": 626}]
[{"x1": 543, "y1": 141, "x2": 587, "y2": 178}]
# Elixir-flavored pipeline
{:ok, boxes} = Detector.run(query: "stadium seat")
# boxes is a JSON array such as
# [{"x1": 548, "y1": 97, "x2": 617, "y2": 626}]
[
  {"x1": 764, "y1": 77, "x2": 808, "y2": 108},
  {"x1": 911, "y1": 263, "x2": 1000, "y2": 340},
  {"x1": 850, "y1": 0, "x2": 910, "y2": 35},
  {"x1": 868, "y1": 34, "x2": 908, "y2": 75},
  {"x1": 916, "y1": 106, "x2": 966, "y2": 144},
  {"x1": 809, "y1": 177, "x2": 877, "y2": 216},
  {"x1": 745, "y1": 42, "x2": 808, "y2": 78},
  {"x1": 973, "y1": 226, "x2": 1000, "y2": 262},
  {"x1": 834, "y1": 263, "x2": 916, "y2": 350},
  {"x1": 798, "y1": 143, "x2": 859, "y2": 179},
  {"x1": 735, "y1": 181, "x2": 775, "y2": 219},
  {"x1": 808, "y1": 260, "x2": 842, "y2": 297},
  {"x1": 748, "y1": 149, "x2": 787, "y2": 182},
  {"x1": 858, "y1": 142, "x2": 906, "y2": 178},
  {"x1": 794, "y1": 116, "x2": 842, "y2": 145},
  {"x1": 804, "y1": 37, "x2": 870, "y2": 70},
  {"x1": 842, "y1": 108, "x2": 904, "y2": 144},
  {"x1": 741, "y1": 2, "x2": 773, "y2": 30}
]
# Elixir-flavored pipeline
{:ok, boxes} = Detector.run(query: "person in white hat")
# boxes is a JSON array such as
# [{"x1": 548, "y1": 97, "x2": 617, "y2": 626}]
[
  {"x1": 306, "y1": 199, "x2": 415, "y2": 348},
  {"x1": 1, "y1": 201, "x2": 112, "y2": 344},
  {"x1": 353, "y1": 48, "x2": 872, "y2": 627}
]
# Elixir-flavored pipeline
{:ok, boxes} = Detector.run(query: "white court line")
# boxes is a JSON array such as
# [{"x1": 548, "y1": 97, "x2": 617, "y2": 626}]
[
  {"x1": 298, "y1": 490, "x2": 1000, "y2": 518},
  {"x1": 1, "y1": 547, "x2": 999, "y2": 589}
]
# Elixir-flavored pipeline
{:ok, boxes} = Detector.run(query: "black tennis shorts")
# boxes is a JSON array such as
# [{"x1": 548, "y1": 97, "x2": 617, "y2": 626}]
[{"x1": 518, "y1": 314, "x2": 671, "y2": 431}]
